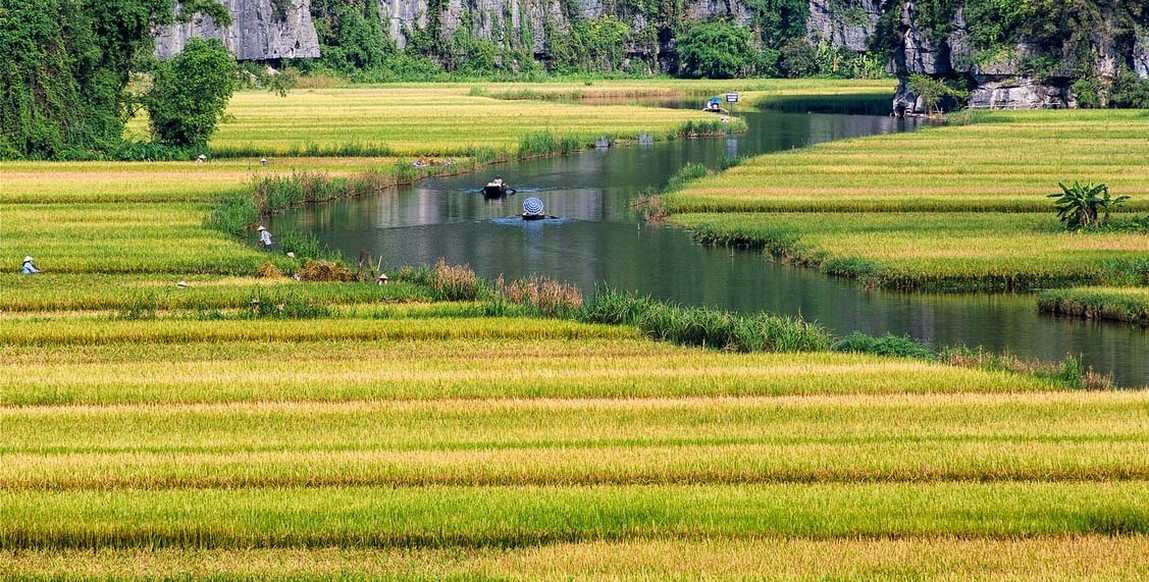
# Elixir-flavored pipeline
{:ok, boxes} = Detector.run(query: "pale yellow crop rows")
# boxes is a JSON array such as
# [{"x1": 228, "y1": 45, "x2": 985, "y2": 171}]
[{"x1": 5, "y1": 537, "x2": 1148, "y2": 581}]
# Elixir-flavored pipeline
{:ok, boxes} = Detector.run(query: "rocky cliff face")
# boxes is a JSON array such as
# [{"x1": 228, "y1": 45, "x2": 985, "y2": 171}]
[
  {"x1": 891, "y1": 0, "x2": 1147, "y2": 114},
  {"x1": 806, "y1": 0, "x2": 881, "y2": 52},
  {"x1": 378, "y1": 0, "x2": 755, "y2": 71},
  {"x1": 890, "y1": 1, "x2": 1076, "y2": 113},
  {"x1": 156, "y1": 0, "x2": 320, "y2": 60},
  {"x1": 159, "y1": 0, "x2": 867, "y2": 70}
]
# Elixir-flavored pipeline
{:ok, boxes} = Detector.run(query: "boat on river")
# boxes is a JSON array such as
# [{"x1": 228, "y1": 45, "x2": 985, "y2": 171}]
[
  {"x1": 483, "y1": 177, "x2": 515, "y2": 197},
  {"x1": 522, "y1": 197, "x2": 547, "y2": 220},
  {"x1": 703, "y1": 97, "x2": 729, "y2": 114}
]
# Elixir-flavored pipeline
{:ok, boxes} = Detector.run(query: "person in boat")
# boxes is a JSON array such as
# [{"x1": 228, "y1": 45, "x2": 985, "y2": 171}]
[
  {"x1": 21, "y1": 256, "x2": 41, "y2": 274},
  {"x1": 492, "y1": 176, "x2": 504, "y2": 187}
]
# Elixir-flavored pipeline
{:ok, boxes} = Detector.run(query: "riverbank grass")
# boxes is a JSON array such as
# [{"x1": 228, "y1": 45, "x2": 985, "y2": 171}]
[{"x1": 1039, "y1": 287, "x2": 1149, "y2": 325}]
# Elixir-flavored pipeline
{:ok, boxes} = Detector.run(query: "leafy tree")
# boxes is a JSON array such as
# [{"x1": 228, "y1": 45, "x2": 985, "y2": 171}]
[
  {"x1": 676, "y1": 20, "x2": 755, "y2": 79},
  {"x1": 0, "y1": 0, "x2": 229, "y2": 159},
  {"x1": 146, "y1": 38, "x2": 238, "y2": 147},
  {"x1": 907, "y1": 74, "x2": 969, "y2": 113},
  {"x1": 778, "y1": 38, "x2": 818, "y2": 78},
  {"x1": 1048, "y1": 181, "x2": 1128, "y2": 231}
]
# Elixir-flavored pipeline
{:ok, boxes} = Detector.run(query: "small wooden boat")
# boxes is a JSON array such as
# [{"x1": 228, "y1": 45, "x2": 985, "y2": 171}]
[
  {"x1": 483, "y1": 180, "x2": 515, "y2": 197},
  {"x1": 522, "y1": 197, "x2": 546, "y2": 220}
]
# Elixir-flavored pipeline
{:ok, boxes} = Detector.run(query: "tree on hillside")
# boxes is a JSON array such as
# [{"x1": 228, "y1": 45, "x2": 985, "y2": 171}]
[
  {"x1": 147, "y1": 38, "x2": 238, "y2": 148},
  {"x1": 0, "y1": 0, "x2": 231, "y2": 159},
  {"x1": 676, "y1": 20, "x2": 756, "y2": 79}
]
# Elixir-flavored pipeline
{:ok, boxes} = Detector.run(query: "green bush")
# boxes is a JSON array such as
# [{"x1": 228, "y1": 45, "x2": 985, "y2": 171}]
[
  {"x1": 676, "y1": 20, "x2": 756, "y2": 79},
  {"x1": 146, "y1": 38, "x2": 238, "y2": 147},
  {"x1": 831, "y1": 332, "x2": 937, "y2": 360},
  {"x1": 580, "y1": 289, "x2": 831, "y2": 353},
  {"x1": 778, "y1": 38, "x2": 818, "y2": 78}
]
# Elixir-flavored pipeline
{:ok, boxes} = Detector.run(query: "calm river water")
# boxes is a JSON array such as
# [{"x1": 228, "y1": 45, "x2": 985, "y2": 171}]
[{"x1": 278, "y1": 105, "x2": 1149, "y2": 387}]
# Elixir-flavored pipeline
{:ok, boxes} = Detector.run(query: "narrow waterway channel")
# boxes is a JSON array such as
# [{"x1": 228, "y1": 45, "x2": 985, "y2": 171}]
[{"x1": 278, "y1": 104, "x2": 1149, "y2": 387}]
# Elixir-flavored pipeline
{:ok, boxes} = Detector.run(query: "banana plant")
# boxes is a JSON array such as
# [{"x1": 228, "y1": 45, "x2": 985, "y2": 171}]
[{"x1": 1048, "y1": 181, "x2": 1128, "y2": 230}]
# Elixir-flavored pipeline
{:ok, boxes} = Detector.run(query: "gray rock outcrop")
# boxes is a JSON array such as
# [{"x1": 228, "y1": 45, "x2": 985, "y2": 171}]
[
  {"x1": 156, "y1": 0, "x2": 320, "y2": 60},
  {"x1": 1135, "y1": 27, "x2": 1149, "y2": 78},
  {"x1": 806, "y1": 0, "x2": 881, "y2": 52}
]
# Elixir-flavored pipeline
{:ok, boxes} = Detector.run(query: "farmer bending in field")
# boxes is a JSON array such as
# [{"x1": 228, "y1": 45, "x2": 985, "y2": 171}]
[
  {"x1": 257, "y1": 225, "x2": 273, "y2": 250},
  {"x1": 21, "y1": 256, "x2": 41, "y2": 274}
]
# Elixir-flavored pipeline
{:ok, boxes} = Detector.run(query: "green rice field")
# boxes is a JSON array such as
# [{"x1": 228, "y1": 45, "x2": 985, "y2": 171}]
[
  {"x1": 3, "y1": 81, "x2": 1149, "y2": 579},
  {"x1": 665, "y1": 109, "x2": 1149, "y2": 291}
]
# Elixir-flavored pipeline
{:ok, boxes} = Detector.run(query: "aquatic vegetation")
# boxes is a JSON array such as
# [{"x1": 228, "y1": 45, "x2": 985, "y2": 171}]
[{"x1": 581, "y1": 288, "x2": 831, "y2": 352}]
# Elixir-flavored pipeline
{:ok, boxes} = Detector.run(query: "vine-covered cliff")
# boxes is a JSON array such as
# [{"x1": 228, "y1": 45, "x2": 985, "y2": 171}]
[
  {"x1": 156, "y1": 0, "x2": 320, "y2": 60},
  {"x1": 157, "y1": 0, "x2": 1149, "y2": 111}
]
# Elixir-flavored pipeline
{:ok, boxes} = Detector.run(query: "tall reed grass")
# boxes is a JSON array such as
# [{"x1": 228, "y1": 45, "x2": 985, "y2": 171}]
[{"x1": 581, "y1": 288, "x2": 830, "y2": 352}]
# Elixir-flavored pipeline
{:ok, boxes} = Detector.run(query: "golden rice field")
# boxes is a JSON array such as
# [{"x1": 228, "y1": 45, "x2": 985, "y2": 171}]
[
  {"x1": 665, "y1": 109, "x2": 1149, "y2": 291},
  {"x1": 666, "y1": 110, "x2": 1149, "y2": 213},
  {"x1": 4, "y1": 81, "x2": 1149, "y2": 579},
  {"x1": 674, "y1": 211, "x2": 1149, "y2": 290},
  {"x1": 124, "y1": 84, "x2": 731, "y2": 156},
  {"x1": 0, "y1": 157, "x2": 401, "y2": 204},
  {"x1": 3, "y1": 304, "x2": 1149, "y2": 578}
]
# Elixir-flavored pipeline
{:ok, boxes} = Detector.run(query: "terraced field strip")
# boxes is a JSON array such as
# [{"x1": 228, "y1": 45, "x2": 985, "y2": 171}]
[
  {"x1": 0, "y1": 316, "x2": 1054, "y2": 405},
  {"x1": 0, "y1": 157, "x2": 402, "y2": 204},
  {"x1": 188, "y1": 85, "x2": 723, "y2": 155},
  {"x1": 673, "y1": 211, "x2": 1149, "y2": 290},
  {"x1": 4, "y1": 392, "x2": 1147, "y2": 488},
  {"x1": 0, "y1": 274, "x2": 435, "y2": 312},
  {"x1": 5, "y1": 538, "x2": 1149, "y2": 581},
  {"x1": 665, "y1": 110, "x2": 1149, "y2": 213},
  {"x1": 4, "y1": 482, "x2": 1149, "y2": 548}
]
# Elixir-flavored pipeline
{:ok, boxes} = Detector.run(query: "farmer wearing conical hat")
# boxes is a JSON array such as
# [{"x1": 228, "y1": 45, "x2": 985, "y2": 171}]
[
  {"x1": 257, "y1": 226, "x2": 273, "y2": 250},
  {"x1": 21, "y1": 256, "x2": 40, "y2": 274}
]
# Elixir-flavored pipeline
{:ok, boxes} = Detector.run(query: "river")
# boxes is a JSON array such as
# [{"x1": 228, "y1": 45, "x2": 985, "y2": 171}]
[{"x1": 278, "y1": 103, "x2": 1149, "y2": 387}]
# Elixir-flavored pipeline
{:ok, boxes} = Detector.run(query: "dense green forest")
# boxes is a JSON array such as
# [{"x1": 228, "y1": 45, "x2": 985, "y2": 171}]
[{"x1": 0, "y1": 0, "x2": 234, "y2": 159}]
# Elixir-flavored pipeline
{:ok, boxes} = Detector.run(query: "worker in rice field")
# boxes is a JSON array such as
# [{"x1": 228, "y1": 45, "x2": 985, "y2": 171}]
[
  {"x1": 257, "y1": 225, "x2": 273, "y2": 250},
  {"x1": 21, "y1": 256, "x2": 40, "y2": 274}
]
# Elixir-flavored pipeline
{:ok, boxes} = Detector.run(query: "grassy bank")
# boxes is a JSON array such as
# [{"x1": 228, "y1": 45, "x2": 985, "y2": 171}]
[
  {"x1": 1039, "y1": 287, "x2": 1149, "y2": 325},
  {"x1": 675, "y1": 211, "x2": 1149, "y2": 291},
  {"x1": 664, "y1": 109, "x2": 1149, "y2": 291}
]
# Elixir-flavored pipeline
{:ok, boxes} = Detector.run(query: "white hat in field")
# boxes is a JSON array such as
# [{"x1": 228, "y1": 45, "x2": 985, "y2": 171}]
[
  {"x1": 257, "y1": 226, "x2": 266, "y2": 231},
  {"x1": 23, "y1": 256, "x2": 33, "y2": 263},
  {"x1": 286, "y1": 252, "x2": 295, "y2": 258}
]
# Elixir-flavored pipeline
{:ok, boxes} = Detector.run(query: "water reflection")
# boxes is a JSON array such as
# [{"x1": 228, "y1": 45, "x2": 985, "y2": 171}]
[{"x1": 278, "y1": 108, "x2": 1149, "y2": 387}]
